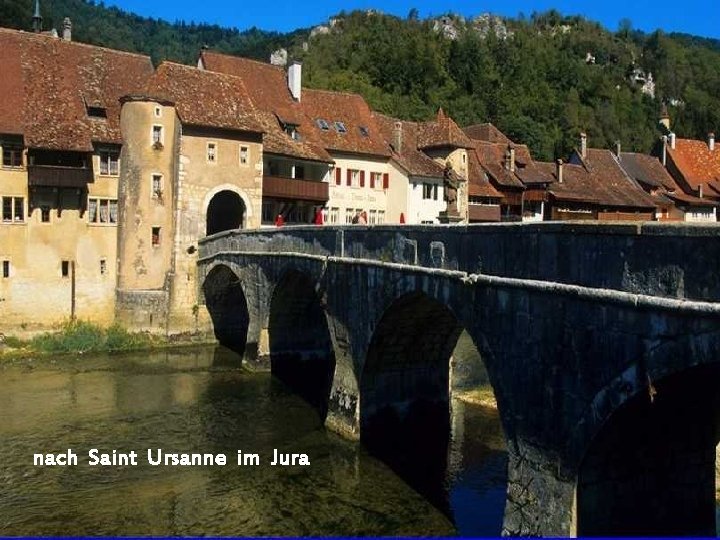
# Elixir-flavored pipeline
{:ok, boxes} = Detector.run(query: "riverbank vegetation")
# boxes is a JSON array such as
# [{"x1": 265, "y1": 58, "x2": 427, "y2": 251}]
[{"x1": 0, "y1": 320, "x2": 164, "y2": 357}]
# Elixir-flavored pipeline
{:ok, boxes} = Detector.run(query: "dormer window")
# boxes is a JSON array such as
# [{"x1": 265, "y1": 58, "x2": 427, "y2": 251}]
[
  {"x1": 87, "y1": 106, "x2": 107, "y2": 119},
  {"x1": 334, "y1": 121, "x2": 347, "y2": 134},
  {"x1": 284, "y1": 124, "x2": 300, "y2": 140},
  {"x1": 316, "y1": 119, "x2": 330, "y2": 131},
  {"x1": 359, "y1": 126, "x2": 369, "y2": 137}
]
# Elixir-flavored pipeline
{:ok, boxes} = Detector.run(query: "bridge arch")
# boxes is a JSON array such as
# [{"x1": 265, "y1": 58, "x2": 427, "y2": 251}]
[
  {"x1": 202, "y1": 263, "x2": 249, "y2": 356},
  {"x1": 202, "y1": 184, "x2": 253, "y2": 236},
  {"x1": 268, "y1": 268, "x2": 336, "y2": 419},
  {"x1": 573, "y1": 331, "x2": 720, "y2": 536},
  {"x1": 360, "y1": 289, "x2": 507, "y2": 531}
]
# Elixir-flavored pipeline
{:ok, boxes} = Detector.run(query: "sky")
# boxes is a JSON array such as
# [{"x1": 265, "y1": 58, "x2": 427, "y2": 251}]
[{"x1": 104, "y1": 0, "x2": 719, "y2": 39}]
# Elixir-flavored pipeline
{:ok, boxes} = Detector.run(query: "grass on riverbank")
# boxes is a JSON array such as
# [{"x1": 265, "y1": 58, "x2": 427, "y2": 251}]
[{"x1": 2, "y1": 320, "x2": 158, "y2": 356}]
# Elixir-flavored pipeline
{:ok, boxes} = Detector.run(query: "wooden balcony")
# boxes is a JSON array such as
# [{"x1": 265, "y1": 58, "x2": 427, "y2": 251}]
[
  {"x1": 263, "y1": 175, "x2": 329, "y2": 203},
  {"x1": 28, "y1": 165, "x2": 94, "y2": 188},
  {"x1": 468, "y1": 204, "x2": 501, "y2": 222}
]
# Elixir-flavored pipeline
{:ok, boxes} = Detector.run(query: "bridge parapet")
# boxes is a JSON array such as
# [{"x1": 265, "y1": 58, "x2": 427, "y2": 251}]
[{"x1": 199, "y1": 222, "x2": 720, "y2": 302}]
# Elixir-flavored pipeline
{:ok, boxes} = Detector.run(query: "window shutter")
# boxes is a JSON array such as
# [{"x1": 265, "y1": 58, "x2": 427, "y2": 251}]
[
  {"x1": 370, "y1": 173, "x2": 375, "y2": 189},
  {"x1": 383, "y1": 173, "x2": 389, "y2": 190},
  {"x1": 335, "y1": 167, "x2": 342, "y2": 185},
  {"x1": 360, "y1": 171, "x2": 365, "y2": 188},
  {"x1": 347, "y1": 169, "x2": 352, "y2": 186}
]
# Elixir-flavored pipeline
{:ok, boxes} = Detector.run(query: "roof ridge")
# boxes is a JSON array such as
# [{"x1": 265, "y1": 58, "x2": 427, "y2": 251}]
[
  {"x1": 203, "y1": 50, "x2": 285, "y2": 70},
  {"x1": 0, "y1": 26, "x2": 152, "y2": 60},
  {"x1": 305, "y1": 87, "x2": 364, "y2": 99}
]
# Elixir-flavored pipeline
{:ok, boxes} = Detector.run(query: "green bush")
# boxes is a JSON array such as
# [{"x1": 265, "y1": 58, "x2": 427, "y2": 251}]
[
  {"x1": 2, "y1": 335, "x2": 25, "y2": 348},
  {"x1": 29, "y1": 320, "x2": 153, "y2": 355}
]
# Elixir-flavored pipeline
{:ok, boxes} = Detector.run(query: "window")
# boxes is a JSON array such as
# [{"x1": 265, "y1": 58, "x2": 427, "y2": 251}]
[
  {"x1": 2, "y1": 146, "x2": 22, "y2": 168},
  {"x1": 152, "y1": 125, "x2": 163, "y2": 146},
  {"x1": 334, "y1": 121, "x2": 347, "y2": 134},
  {"x1": 284, "y1": 124, "x2": 299, "y2": 140},
  {"x1": 100, "y1": 259, "x2": 107, "y2": 275},
  {"x1": 99, "y1": 150, "x2": 119, "y2": 176},
  {"x1": 152, "y1": 227, "x2": 161, "y2": 247},
  {"x1": 359, "y1": 126, "x2": 369, "y2": 137},
  {"x1": 240, "y1": 146, "x2": 249, "y2": 166},
  {"x1": 154, "y1": 106, "x2": 162, "y2": 118},
  {"x1": 40, "y1": 206, "x2": 50, "y2": 223},
  {"x1": 2, "y1": 196, "x2": 24, "y2": 222},
  {"x1": 316, "y1": 119, "x2": 330, "y2": 131},
  {"x1": 207, "y1": 142, "x2": 217, "y2": 163},
  {"x1": 378, "y1": 210, "x2": 385, "y2": 224},
  {"x1": 2, "y1": 260, "x2": 9, "y2": 278},
  {"x1": 87, "y1": 106, "x2": 107, "y2": 119},
  {"x1": 369, "y1": 209, "x2": 377, "y2": 225},
  {"x1": 88, "y1": 198, "x2": 118, "y2": 224},
  {"x1": 423, "y1": 183, "x2": 434, "y2": 200},
  {"x1": 345, "y1": 208, "x2": 354, "y2": 224},
  {"x1": 329, "y1": 207, "x2": 339, "y2": 224},
  {"x1": 61, "y1": 261, "x2": 70, "y2": 278},
  {"x1": 370, "y1": 172, "x2": 383, "y2": 189},
  {"x1": 347, "y1": 169, "x2": 360, "y2": 187},
  {"x1": 152, "y1": 174, "x2": 163, "y2": 199}
]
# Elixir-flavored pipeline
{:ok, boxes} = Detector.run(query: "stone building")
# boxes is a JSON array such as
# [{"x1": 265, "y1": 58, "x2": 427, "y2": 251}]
[
  {"x1": 197, "y1": 52, "x2": 335, "y2": 226},
  {"x1": 115, "y1": 62, "x2": 266, "y2": 332},
  {"x1": 0, "y1": 27, "x2": 153, "y2": 330}
]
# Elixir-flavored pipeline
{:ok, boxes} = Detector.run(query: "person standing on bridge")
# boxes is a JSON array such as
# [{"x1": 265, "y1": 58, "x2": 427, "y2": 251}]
[{"x1": 275, "y1": 214, "x2": 285, "y2": 227}]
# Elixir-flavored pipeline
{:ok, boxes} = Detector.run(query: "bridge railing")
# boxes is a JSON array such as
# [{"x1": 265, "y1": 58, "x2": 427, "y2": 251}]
[{"x1": 198, "y1": 222, "x2": 720, "y2": 302}]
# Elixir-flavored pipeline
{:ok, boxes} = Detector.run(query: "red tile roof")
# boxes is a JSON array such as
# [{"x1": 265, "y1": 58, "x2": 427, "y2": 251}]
[
  {"x1": 147, "y1": 62, "x2": 264, "y2": 134},
  {"x1": 463, "y1": 123, "x2": 512, "y2": 145},
  {"x1": 198, "y1": 51, "x2": 332, "y2": 162},
  {"x1": 302, "y1": 89, "x2": 390, "y2": 157},
  {"x1": 536, "y1": 161, "x2": 600, "y2": 204},
  {"x1": 578, "y1": 149, "x2": 656, "y2": 209},
  {"x1": 417, "y1": 109, "x2": 474, "y2": 150},
  {"x1": 619, "y1": 152, "x2": 715, "y2": 208},
  {"x1": 667, "y1": 138, "x2": 720, "y2": 190},
  {"x1": 0, "y1": 28, "x2": 153, "y2": 151},
  {"x1": 465, "y1": 144, "x2": 504, "y2": 199},
  {"x1": 373, "y1": 113, "x2": 446, "y2": 178}
]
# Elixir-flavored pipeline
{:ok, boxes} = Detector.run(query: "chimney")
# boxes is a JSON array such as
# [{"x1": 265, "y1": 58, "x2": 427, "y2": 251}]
[
  {"x1": 709, "y1": 132, "x2": 715, "y2": 152},
  {"x1": 62, "y1": 17, "x2": 72, "y2": 41},
  {"x1": 392, "y1": 121, "x2": 403, "y2": 154},
  {"x1": 661, "y1": 135, "x2": 668, "y2": 166},
  {"x1": 556, "y1": 159, "x2": 564, "y2": 184},
  {"x1": 288, "y1": 61, "x2": 302, "y2": 102},
  {"x1": 32, "y1": 0, "x2": 42, "y2": 32},
  {"x1": 505, "y1": 145, "x2": 516, "y2": 172},
  {"x1": 615, "y1": 140, "x2": 621, "y2": 158},
  {"x1": 580, "y1": 132, "x2": 587, "y2": 159},
  {"x1": 669, "y1": 132, "x2": 676, "y2": 150}
]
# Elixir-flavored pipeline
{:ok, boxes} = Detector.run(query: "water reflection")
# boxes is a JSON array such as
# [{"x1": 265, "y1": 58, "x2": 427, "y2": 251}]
[{"x1": 0, "y1": 346, "x2": 507, "y2": 536}]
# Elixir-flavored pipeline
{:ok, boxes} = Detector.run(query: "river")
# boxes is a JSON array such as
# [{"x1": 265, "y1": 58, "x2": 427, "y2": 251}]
[{"x1": 0, "y1": 346, "x2": 508, "y2": 536}]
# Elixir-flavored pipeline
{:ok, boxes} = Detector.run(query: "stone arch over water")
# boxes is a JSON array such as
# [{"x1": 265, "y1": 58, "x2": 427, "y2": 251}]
[
  {"x1": 360, "y1": 290, "x2": 507, "y2": 530},
  {"x1": 268, "y1": 269, "x2": 336, "y2": 419},
  {"x1": 202, "y1": 264, "x2": 249, "y2": 356}
]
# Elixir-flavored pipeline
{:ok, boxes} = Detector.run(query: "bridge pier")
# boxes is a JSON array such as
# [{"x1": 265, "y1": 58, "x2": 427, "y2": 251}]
[{"x1": 502, "y1": 443, "x2": 577, "y2": 536}]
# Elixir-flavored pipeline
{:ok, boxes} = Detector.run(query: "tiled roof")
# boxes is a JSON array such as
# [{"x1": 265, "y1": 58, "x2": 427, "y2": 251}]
[
  {"x1": 473, "y1": 142, "x2": 525, "y2": 188},
  {"x1": 537, "y1": 161, "x2": 601, "y2": 204},
  {"x1": 417, "y1": 109, "x2": 474, "y2": 150},
  {"x1": 302, "y1": 89, "x2": 390, "y2": 157},
  {"x1": 466, "y1": 143, "x2": 505, "y2": 199},
  {"x1": 198, "y1": 51, "x2": 333, "y2": 162},
  {"x1": 463, "y1": 123, "x2": 512, "y2": 144},
  {"x1": 147, "y1": 62, "x2": 264, "y2": 134},
  {"x1": 373, "y1": 113, "x2": 446, "y2": 178},
  {"x1": 0, "y1": 28, "x2": 153, "y2": 151},
  {"x1": 667, "y1": 138, "x2": 720, "y2": 189},
  {"x1": 580, "y1": 149, "x2": 656, "y2": 209},
  {"x1": 618, "y1": 152, "x2": 676, "y2": 190}
]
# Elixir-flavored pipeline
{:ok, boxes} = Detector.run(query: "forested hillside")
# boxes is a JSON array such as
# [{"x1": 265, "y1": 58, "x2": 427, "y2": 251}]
[{"x1": 2, "y1": 0, "x2": 719, "y2": 160}]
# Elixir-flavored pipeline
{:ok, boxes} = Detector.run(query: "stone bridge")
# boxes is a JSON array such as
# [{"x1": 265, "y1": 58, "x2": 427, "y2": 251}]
[{"x1": 197, "y1": 222, "x2": 720, "y2": 536}]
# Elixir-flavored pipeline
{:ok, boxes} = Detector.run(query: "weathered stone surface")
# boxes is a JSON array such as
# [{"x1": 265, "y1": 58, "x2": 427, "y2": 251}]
[{"x1": 198, "y1": 223, "x2": 720, "y2": 536}]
